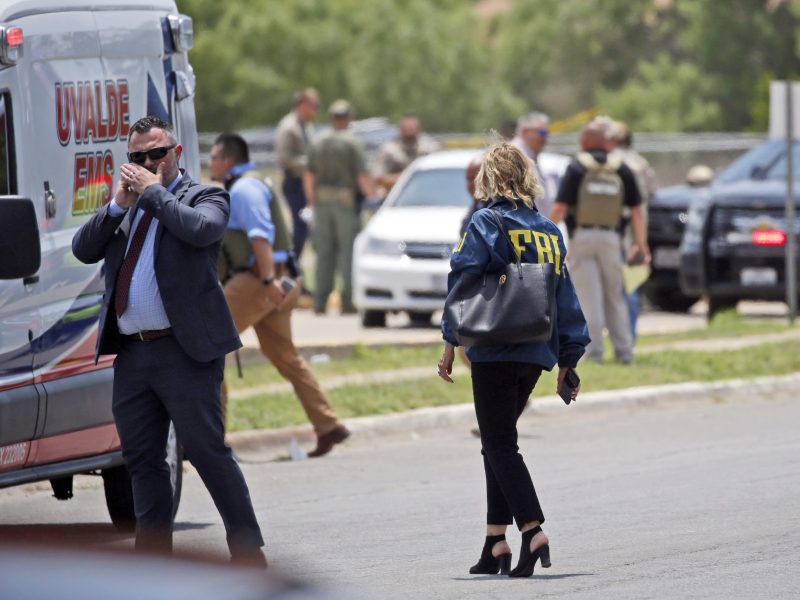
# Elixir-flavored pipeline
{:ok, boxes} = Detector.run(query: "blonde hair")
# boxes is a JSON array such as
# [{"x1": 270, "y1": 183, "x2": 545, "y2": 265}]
[{"x1": 473, "y1": 143, "x2": 543, "y2": 209}]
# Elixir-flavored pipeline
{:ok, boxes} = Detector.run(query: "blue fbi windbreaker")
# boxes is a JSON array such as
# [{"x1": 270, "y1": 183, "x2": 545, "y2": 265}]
[{"x1": 441, "y1": 197, "x2": 590, "y2": 369}]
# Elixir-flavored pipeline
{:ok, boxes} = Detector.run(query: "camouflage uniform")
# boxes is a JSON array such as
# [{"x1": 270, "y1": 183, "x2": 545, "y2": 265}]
[
  {"x1": 307, "y1": 128, "x2": 368, "y2": 313},
  {"x1": 276, "y1": 110, "x2": 315, "y2": 258}
]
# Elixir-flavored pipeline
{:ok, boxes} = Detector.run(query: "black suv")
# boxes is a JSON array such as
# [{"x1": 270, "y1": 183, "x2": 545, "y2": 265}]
[{"x1": 679, "y1": 140, "x2": 800, "y2": 317}]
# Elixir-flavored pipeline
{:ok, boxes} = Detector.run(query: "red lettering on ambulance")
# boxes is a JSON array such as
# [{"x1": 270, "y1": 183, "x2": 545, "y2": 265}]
[
  {"x1": 55, "y1": 83, "x2": 72, "y2": 146},
  {"x1": 94, "y1": 81, "x2": 108, "y2": 141},
  {"x1": 118, "y1": 80, "x2": 130, "y2": 138},
  {"x1": 82, "y1": 82, "x2": 97, "y2": 143},
  {"x1": 73, "y1": 153, "x2": 89, "y2": 213},
  {"x1": 69, "y1": 84, "x2": 84, "y2": 143},
  {"x1": 105, "y1": 80, "x2": 119, "y2": 139}
]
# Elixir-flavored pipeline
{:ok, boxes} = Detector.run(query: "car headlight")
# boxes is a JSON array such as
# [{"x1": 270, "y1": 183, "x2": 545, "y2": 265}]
[{"x1": 363, "y1": 235, "x2": 405, "y2": 256}]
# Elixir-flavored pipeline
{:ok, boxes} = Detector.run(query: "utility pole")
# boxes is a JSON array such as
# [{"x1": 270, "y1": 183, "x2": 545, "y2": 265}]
[{"x1": 786, "y1": 81, "x2": 797, "y2": 323}]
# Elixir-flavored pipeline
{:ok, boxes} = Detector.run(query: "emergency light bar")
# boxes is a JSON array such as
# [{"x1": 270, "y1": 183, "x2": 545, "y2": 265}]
[{"x1": 0, "y1": 24, "x2": 23, "y2": 66}]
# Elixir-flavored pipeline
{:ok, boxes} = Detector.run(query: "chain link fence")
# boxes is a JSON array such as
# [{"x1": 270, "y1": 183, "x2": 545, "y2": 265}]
[{"x1": 199, "y1": 123, "x2": 767, "y2": 188}]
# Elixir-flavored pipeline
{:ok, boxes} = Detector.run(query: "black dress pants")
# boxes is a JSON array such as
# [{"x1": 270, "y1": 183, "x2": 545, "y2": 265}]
[
  {"x1": 112, "y1": 335, "x2": 264, "y2": 555},
  {"x1": 471, "y1": 361, "x2": 545, "y2": 528}
]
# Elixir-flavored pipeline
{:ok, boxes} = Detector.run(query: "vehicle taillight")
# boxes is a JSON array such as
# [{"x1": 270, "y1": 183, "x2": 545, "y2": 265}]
[
  {"x1": 0, "y1": 24, "x2": 23, "y2": 65},
  {"x1": 6, "y1": 27, "x2": 22, "y2": 47},
  {"x1": 751, "y1": 229, "x2": 786, "y2": 246}
]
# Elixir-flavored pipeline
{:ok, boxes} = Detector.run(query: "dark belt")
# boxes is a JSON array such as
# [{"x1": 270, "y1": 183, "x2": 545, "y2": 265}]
[
  {"x1": 121, "y1": 327, "x2": 172, "y2": 342},
  {"x1": 578, "y1": 225, "x2": 616, "y2": 231}
]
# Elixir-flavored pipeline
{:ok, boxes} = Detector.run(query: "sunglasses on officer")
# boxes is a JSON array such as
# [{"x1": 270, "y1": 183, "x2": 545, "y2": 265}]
[{"x1": 127, "y1": 144, "x2": 176, "y2": 165}]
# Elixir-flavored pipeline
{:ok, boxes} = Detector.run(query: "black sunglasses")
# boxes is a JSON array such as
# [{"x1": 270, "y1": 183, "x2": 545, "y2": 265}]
[{"x1": 127, "y1": 144, "x2": 176, "y2": 164}]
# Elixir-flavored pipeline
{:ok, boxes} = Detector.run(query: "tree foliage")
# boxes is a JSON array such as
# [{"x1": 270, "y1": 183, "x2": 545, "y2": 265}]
[{"x1": 177, "y1": 0, "x2": 800, "y2": 133}]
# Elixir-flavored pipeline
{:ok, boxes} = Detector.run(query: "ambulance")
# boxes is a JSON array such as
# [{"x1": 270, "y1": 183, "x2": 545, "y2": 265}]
[{"x1": 0, "y1": 0, "x2": 200, "y2": 529}]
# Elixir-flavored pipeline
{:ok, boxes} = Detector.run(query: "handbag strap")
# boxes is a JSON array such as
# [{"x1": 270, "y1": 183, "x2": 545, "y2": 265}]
[{"x1": 488, "y1": 208, "x2": 522, "y2": 268}]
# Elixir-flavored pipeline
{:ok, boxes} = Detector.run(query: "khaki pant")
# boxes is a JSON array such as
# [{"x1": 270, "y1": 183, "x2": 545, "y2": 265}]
[
  {"x1": 568, "y1": 228, "x2": 633, "y2": 362},
  {"x1": 221, "y1": 272, "x2": 340, "y2": 435},
  {"x1": 312, "y1": 199, "x2": 360, "y2": 313}
]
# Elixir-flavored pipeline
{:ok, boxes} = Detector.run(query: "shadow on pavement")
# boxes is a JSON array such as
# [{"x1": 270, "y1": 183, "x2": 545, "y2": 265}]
[
  {"x1": 0, "y1": 523, "x2": 132, "y2": 546},
  {"x1": 0, "y1": 521, "x2": 212, "y2": 546},
  {"x1": 452, "y1": 572, "x2": 594, "y2": 581}
]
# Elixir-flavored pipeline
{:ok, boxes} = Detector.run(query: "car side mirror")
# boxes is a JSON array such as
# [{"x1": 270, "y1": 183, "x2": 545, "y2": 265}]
[
  {"x1": 686, "y1": 164, "x2": 714, "y2": 187},
  {"x1": 0, "y1": 197, "x2": 41, "y2": 279}
]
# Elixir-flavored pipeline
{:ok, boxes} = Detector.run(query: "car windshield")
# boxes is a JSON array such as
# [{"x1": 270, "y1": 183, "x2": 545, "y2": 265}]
[
  {"x1": 716, "y1": 140, "x2": 800, "y2": 184},
  {"x1": 390, "y1": 168, "x2": 473, "y2": 208}
]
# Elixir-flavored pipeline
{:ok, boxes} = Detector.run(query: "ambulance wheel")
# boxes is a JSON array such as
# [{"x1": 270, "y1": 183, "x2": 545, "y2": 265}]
[{"x1": 361, "y1": 310, "x2": 386, "y2": 328}]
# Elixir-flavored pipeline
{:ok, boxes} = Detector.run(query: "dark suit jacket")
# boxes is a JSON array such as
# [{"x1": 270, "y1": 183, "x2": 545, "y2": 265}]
[{"x1": 72, "y1": 171, "x2": 242, "y2": 363}]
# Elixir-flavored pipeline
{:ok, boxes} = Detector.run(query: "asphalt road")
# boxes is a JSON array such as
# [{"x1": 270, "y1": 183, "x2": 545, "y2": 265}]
[{"x1": 1, "y1": 392, "x2": 797, "y2": 599}]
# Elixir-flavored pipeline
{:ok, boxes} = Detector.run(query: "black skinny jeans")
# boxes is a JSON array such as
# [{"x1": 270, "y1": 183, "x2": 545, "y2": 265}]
[{"x1": 471, "y1": 361, "x2": 545, "y2": 528}]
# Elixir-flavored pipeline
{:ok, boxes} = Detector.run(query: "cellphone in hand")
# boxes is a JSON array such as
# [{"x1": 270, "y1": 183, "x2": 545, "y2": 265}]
[
  {"x1": 558, "y1": 368, "x2": 580, "y2": 405},
  {"x1": 280, "y1": 276, "x2": 297, "y2": 294}
]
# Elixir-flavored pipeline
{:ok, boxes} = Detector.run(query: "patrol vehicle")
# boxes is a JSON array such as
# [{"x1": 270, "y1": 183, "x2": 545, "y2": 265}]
[
  {"x1": 679, "y1": 139, "x2": 800, "y2": 317},
  {"x1": 0, "y1": 0, "x2": 199, "y2": 529}
]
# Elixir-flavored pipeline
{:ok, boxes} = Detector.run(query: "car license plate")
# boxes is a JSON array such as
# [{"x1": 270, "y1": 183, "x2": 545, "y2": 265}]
[
  {"x1": 740, "y1": 267, "x2": 777, "y2": 286},
  {"x1": 653, "y1": 247, "x2": 680, "y2": 269}
]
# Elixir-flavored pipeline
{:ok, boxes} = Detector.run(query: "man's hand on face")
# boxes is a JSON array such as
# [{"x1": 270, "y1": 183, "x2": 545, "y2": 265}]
[
  {"x1": 113, "y1": 174, "x2": 139, "y2": 209},
  {"x1": 120, "y1": 162, "x2": 165, "y2": 196}
]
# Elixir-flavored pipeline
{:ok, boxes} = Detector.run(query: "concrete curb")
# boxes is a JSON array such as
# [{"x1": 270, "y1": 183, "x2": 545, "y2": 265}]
[{"x1": 227, "y1": 372, "x2": 800, "y2": 460}]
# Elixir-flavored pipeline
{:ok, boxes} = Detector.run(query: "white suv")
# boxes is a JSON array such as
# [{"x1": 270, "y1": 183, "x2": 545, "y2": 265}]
[{"x1": 353, "y1": 149, "x2": 569, "y2": 327}]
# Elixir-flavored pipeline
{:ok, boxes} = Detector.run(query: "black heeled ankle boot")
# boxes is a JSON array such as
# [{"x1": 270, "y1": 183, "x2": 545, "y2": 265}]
[
  {"x1": 469, "y1": 534, "x2": 512, "y2": 575},
  {"x1": 509, "y1": 526, "x2": 551, "y2": 577}
]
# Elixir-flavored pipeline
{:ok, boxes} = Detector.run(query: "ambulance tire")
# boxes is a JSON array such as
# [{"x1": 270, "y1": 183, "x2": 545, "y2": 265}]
[
  {"x1": 361, "y1": 310, "x2": 386, "y2": 328},
  {"x1": 103, "y1": 423, "x2": 183, "y2": 532}
]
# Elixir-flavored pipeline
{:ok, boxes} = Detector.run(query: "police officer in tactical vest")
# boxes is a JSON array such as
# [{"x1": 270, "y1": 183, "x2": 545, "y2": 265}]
[
  {"x1": 550, "y1": 120, "x2": 650, "y2": 364},
  {"x1": 211, "y1": 133, "x2": 351, "y2": 457}
]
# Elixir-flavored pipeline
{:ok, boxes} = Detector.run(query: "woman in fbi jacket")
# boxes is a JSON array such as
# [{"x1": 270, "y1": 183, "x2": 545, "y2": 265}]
[{"x1": 438, "y1": 143, "x2": 589, "y2": 578}]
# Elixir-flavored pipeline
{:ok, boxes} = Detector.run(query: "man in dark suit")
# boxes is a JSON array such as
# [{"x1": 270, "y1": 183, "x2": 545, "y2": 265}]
[{"x1": 72, "y1": 116, "x2": 266, "y2": 566}]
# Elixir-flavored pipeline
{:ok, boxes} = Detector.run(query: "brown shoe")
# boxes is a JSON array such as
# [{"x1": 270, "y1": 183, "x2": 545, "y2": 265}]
[{"x1": 308, "y1": 424, "x2": 351, "y2": 458}]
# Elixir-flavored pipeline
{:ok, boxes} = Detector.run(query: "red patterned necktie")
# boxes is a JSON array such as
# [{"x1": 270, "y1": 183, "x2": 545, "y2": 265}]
[{"x1": 114, "y1": 210, "x2": 154, "y2": 317}]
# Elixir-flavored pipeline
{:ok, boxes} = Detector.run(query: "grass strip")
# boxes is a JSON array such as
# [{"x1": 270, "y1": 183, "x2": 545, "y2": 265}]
[
  {"x1": 226, "y1": 338, "x2": 800, "y2": 433},
  {"x1": 225, "y1": 311, "x2": 796, "y2": 391}
]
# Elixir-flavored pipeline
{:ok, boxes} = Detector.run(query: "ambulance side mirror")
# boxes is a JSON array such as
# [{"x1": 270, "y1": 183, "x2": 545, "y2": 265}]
[{"x1": 0, "y1": 197, "x2": 41, "y2": 279}]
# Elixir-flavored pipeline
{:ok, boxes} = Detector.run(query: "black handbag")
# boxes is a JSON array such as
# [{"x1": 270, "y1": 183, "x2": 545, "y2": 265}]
[{"x1": 443, "y1": 209, "x2": 557, "y2": 347}]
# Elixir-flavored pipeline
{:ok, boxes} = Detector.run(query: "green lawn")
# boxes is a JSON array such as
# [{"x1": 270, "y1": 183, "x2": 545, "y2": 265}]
[{"x1": 226, "y1": 334, "x2": 800, "y2": 433}]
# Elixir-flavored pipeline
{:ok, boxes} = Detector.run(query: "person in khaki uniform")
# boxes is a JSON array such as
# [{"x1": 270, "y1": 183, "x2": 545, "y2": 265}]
[
  {"x1": 550, "y1": 120, "x2": 650, "y2": 364},
  {"x1": 303, "y1": 100, "x2": 374, "y2": 314},
  {"x1": 607, "y1": 120, "x2": 657, "y2": 340},
  {"x1": 276, "y1": 88, "x2": 319, "y2": 260},
  {"x1": 211, "y1": 133, "x2": 350, "y2": 458},
  {"x1": 373, "y1": 114, "x2": 440, "y2": 195}
]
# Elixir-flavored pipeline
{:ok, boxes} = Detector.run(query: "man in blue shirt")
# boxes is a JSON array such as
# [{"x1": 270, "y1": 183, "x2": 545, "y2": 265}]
[
  {"x1": 210, "y1": 133, "x2": 351, "y2": 458},
  {"x1": 72, "y1": 117, "x2": 266, "y2": 565}
]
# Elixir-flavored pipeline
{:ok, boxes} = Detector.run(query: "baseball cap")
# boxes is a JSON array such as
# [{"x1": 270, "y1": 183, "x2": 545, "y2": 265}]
[{"x1": 328, "y1": 99, "x2": 353, "y2": 117}]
